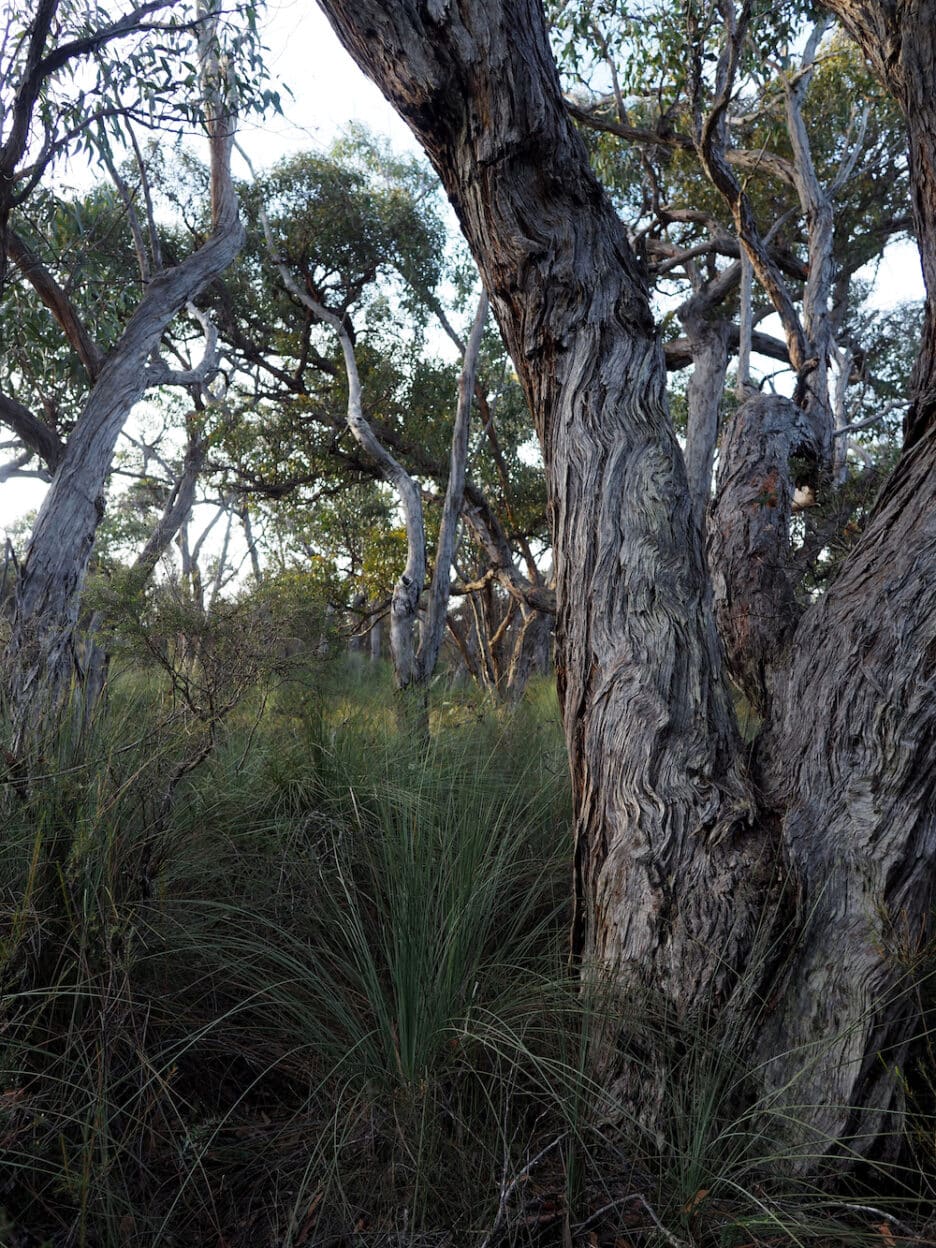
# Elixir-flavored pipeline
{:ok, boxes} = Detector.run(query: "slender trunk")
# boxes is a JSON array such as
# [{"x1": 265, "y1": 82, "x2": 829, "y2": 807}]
[
  {"x1": 133, "y1": 425, "x2": 205, "y2": 586},
  {"x1": 369, "y1": 608, "x2": 383, "y2": 661},
  {"x1": 249, "y1": 176, "x2": 426, "y2": 699},
  {"x1": 681, "y1": 302, "x2": 730, "y2": 530},
  {"x1": 832, "y1": 346, "x2": 852, "y2": 486},
  {"x1": 348, "y1": 592, "x2": 366, "y2": 659},
  {"x1": 4, "y1": 4, "x2": 243, "y2": 756},
  {"x1": 782, "y1": 21, "x2": 836, "y2": 450},
  {"x1": 823, "y1": 0, "x2": 936, "y2": 449},
  {"x1": 240, "y1": 507, "x2": 262, "y2": 584},
  {"x1": 736, "y1": 249, "x2": 752, "y2": 397},
  {"x1": 415, "y1": 291, "x2": 488, "y2": 683},
  {"x1": 206, "y1": 500, "x2": 234, "y2": 612},
  {"x1": 504, "y1": 607, "x2": 551, "y2": 700}
]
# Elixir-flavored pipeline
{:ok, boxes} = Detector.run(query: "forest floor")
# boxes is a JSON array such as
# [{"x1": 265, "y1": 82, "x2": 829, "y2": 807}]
[{"x1": 1, "y1": 656, "x2": 935, "y2": 1247}]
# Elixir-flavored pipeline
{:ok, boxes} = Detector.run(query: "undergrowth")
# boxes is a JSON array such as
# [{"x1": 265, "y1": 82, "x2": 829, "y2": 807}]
[{"x1": 1, "y1": 660, "x2": 934, "y2": 1247}]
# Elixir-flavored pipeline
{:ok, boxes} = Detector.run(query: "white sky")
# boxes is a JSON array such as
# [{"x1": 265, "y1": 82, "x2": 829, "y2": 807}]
[{"x1": 0, "y1": 1, "x2": 927, "y2": 535}]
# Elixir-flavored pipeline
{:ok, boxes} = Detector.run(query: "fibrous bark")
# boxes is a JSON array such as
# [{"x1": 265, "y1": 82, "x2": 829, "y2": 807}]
[
  {"x1": 759, "y1": 425, "x2": 936, "y2": 1151},
  {"x1": 314, "y1": 0, "x2": 936, "y2": 1161},
  {"x1": 708, "y1": 394, "x2": 817, "y2": 713},
  {"x1": 315, "y1": 0, "x2": 760, "y2": 1051}
]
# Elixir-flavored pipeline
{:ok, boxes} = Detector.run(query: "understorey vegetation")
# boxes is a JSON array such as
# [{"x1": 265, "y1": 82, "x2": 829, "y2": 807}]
[
  {"x1": 1, "y1": 652, "x2": 935, "y2": 1247},
  {"x1": 3, "y1": 0, "x2": 936, "y2": 1242}
]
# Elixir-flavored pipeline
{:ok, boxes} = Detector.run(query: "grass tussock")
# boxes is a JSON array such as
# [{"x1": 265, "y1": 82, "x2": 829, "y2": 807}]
[{"x1": 1, "y1": 658, "x2": 935, "y2": 1247}]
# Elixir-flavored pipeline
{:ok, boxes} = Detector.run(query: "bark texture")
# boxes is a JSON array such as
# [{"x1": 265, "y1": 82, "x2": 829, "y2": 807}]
[
  {"x1": 708, "y1": 394, "x2": 817, "y2": 713},
  {"x1": 679, "y1": 284, "x2": 734, "y2": 529},
  {"x1": 314, "y1": 0, "x2": 936, "y2": 1159},
  {"x1": 759, "y1": 426, "x2": 936, "y2": 1150},
  {"x1": 315, "y1": 0, "x2": 762, "y2": 1052}
]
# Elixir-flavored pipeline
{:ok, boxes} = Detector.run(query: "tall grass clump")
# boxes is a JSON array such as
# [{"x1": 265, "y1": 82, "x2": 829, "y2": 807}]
[
  {"x1": 3, "y1": 659, "x2": 936, "y2": 1246},
  {"x1": 1, "y1": 662, "x2": 591, "y2": 1245}
]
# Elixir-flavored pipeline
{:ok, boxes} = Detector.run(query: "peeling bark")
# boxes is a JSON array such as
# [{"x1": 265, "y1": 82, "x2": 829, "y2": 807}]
[{"x1": 709, "y1": 394, "x2": 817, "y2": 713}]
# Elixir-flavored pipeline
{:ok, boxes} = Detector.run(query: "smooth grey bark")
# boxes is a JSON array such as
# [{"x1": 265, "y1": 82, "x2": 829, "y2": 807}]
[
  {"x1": 683, "y1": 318, "x2": 728, "y2": 527},
  {"x1": 369, "y1": 608, "x2": 383, "y2": 661},
  {"x1": 132, "y1": 424, "x2": 206, "y2": 586},
  {"x1": 239, "y1": 506, "x2": 262, "y2": 584},
  {"x1": 691, "y1": 6, "x2": 810, "y2": 389},
  {"x1": 4, "y1": 2, "x2": 244, "y2": 754},
  {"x1": 248, "y1": 169, "x2": 426, "y2": 692},
  {"x1": 504, "y1": 604, "x2": 553, "y2": 700},
  {"x1": 347, "y1": 592, "x2": 367, "y2": 659},
  {"x1": 679, "y1": 281, "x2": 734, "y2": 529},
  {"x1": 77, "y1": 423, "x2": 207, "y2": 722},
  {"x1": 414, "y1": 291, "x2": 488, "y2": 684},
  {"x1": 781, "y1": 19, "x2": 838, "y2": 451},
  {"x1": 736, "y1": 249, "x2": 753, "y2": 396},
  {"x1": 254, "y1": 172, "x2": 489, "y2": 701}
]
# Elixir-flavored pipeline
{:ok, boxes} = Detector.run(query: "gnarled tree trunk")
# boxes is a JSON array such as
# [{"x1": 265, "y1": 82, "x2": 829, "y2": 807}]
[
  {"x1": 315, "y1": 0, "x2": 761, "y2": 1079},
  {"x1": 315, "y1": 0, "x2": 936, "y2": 1159}
]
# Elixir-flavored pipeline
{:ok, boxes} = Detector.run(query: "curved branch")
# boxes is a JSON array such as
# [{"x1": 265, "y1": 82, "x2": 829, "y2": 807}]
[
  {"x1": 7, "y1": 229, "x2": 103, "y2": 380},
  {"x1": 0, "y1": 389, "x2": 65, "y2": 471},
  {"x1": 417, "y1": 290, "x2": 488, "y2": 683}
]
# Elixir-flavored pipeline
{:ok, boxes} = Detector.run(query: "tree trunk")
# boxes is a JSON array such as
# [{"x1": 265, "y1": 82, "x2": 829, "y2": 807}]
[
  {"x1": 315, "y1": 0, "x2": 936, "y2": 1158},
  {"x1": 680, "y1": 300, "x2": 730, "y2": 529},
  {"x1": 369, "y1": 608, "x2": 383, "y2": 661},
  {"x1": 315, "y1": 0, "x2": 758, "y2": 1050},
  {"x1": 504, "y1": 606, "x2": 552, "y2": 700},
  {"x1": 4, "y1": 4, "x2": 243, "y2": 757},
  {"x1": 757, "y1": 426, "x2": 936, "y2": 1153},
  {"x1": 823, "y1": 0, "x2": 936, "y2": 449},
  {"x1": 414, "y1": 291, "x2": 487, "y2": 684},
  {"x1": 708, "y1": 393, "x2": 819, "y2": 714}
]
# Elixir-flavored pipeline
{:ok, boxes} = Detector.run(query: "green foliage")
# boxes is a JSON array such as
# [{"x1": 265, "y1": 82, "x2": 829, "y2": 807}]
[
  {"x1": 2, "y1": 659, "x2": 935, "y2": 1244},
  {"x1": 0, "y1": 662, "x2": 581, "y2": 1245},
  {"x1": 0, "y1": 0, "x2": 281, "y2": 178}
]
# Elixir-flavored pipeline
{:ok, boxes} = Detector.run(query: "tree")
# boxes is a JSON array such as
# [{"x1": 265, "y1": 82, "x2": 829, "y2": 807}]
[
  {"x1": 822, "y1": 0, "x2": 936, "y2": 450},
  {"x1": 557, "y1": 1, "x2": 911, "y2": 522},
  {"x1": 1, "y1": 0, "x2": 255, "y2": 755},
  {"x1": 312, "y1": 0, "x2": 936, "y2": 1161},
  {"x1": 207, "y1": 135, "x2": 550, "y2": 700}
]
